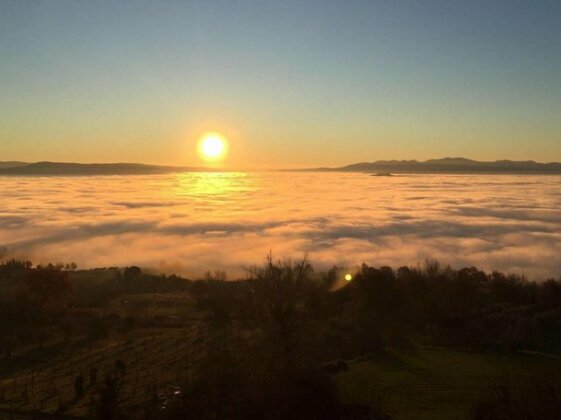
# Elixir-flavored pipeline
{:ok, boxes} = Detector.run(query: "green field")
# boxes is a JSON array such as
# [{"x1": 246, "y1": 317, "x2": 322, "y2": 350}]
[{"x1": 337, "y1": 347, "x2": 557, "y2": 420}]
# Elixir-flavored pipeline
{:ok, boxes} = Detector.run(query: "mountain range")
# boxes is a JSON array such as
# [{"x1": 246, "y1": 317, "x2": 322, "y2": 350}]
[
  {"x1": 0, "y1": 161, "x2": 194, "y2": 175},
  {"x1": 308, "y1": 158, "x2": 561, "y2": 174},
  {"x1": 1, "y1": 158, "x2": 561, "y2": 175}
]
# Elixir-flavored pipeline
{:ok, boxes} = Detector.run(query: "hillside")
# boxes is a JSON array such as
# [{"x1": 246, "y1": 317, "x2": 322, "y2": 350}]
[{"x1": 2, "y1": 259, "x2": 561, "y2": 419}]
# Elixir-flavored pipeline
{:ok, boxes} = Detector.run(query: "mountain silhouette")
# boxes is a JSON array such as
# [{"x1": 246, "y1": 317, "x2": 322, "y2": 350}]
[
  {"x1": 0, "y1": 162, "x2": 197, "y2": 176},
  {"x1": 308, "y1": 157, "x2": 561, "y2": 174}
]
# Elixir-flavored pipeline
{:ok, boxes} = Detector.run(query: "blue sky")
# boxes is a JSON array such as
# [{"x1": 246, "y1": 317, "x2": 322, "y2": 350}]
[{"x1": 1, "y1": 0, "x2": 560, "y2": 167}]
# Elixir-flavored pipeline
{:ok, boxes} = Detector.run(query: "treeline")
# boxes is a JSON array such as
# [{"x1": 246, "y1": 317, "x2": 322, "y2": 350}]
[
  {"x1": 189, "y1": 259, "x2": 561, "y2": 353},
  {"x1": 1, "y1": 257, "x2": 561, "y2": 418},
  {"x1": 0, "y1": 260, "x2": 190, "y2": 358},
  {"x1": 156, "y1": 257, "x2": 561, "y2": 419},
  {"x1": 2, "y1": 256, "x2": 561, "y2": 356}
]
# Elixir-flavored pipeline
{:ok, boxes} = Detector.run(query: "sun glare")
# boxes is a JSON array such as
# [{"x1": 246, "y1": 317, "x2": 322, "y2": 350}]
[
  {"x1": 198, "y1": 133, "x2": 228, "y2": 161},
  {"x1": 345, "y1": 273, "x2": 353, "y2": 282}
]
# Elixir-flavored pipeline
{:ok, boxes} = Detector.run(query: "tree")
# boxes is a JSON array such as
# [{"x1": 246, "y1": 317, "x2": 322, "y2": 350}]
[
  {"x1": 89, "y1": 367, "x2": 98, "y2": 386},
  {"x1": 124, "y1": 266, "x2": 142, "y2": 282},
  {"x1": 246, "y1": 254, "x2": 321, "y2": 370},
  {"x1": 94, "y1": 373, "x2": 123, "y2": 420},
  {"x1": 0, "y1": 258, "x2": 32, "y2": 283},
  {"x1": 74, "y1": 374, "x2": 84, "y2": 400},
  {"x1": 20, "y1": 266, "x2": 73, "y2": 312}
]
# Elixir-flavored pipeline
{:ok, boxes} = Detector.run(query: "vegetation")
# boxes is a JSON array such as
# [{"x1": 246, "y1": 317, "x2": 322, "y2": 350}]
[{"x1": 0, "y1": 256, "x2": 560, "y2": 419}]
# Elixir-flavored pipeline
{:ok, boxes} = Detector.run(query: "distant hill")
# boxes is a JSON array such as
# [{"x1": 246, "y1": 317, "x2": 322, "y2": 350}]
[
  {"x1": 307, "y1": 158, "x2": 561, "y2": 174},
  {"x1": 0, "y1": 161, "x2": 28, "y2": 169},
  {"x1": 0, "y1": 161, "x2": 197, "y2": 176}
]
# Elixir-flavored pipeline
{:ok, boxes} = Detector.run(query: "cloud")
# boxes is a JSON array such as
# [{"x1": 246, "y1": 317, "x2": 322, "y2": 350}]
[
  {"x1": 0, "y1": 215, "x2": 29, "y2": 229},
  {"x1": 1, "y1": 173, "x2": 561, "y2": 279},
  {"x1": 111, "y1": 201, "x2": 181, "y2": 209}
]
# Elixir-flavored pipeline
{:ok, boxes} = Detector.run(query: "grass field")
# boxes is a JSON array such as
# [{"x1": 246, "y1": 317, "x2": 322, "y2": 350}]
[
  {"x1": 1, "y1": 287, "x2": 559, "y2": 419},
  {"x1": 0, "y1": 288, "x2": 218, "y2": 418},
  {"x1": 0, "y1": 323, "x2": 211, "y2": 418},
  {"x1": 337, "y1": 347, "x2": 557, "y2": 420},
  {"x1": 3, "y1": 336, "x2": 555, "y2": 419}
]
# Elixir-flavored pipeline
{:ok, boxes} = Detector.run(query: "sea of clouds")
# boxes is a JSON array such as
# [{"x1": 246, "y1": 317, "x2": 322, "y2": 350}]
[{"x1": 1, "y1": 172, "x2": 560, "y2": 279}]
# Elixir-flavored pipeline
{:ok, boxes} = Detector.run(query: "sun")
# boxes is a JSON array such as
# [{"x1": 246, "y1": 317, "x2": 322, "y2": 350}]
[
  {"x1": 345, "y1": 273, "x2": 353, "y2": 282},
  {"x1": 198, "y1": 133, "x2": 228, "y2": 161}
]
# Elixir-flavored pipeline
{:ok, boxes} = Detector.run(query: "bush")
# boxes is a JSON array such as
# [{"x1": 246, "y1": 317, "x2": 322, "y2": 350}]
[{"x1": 472, "y1": 372, "x2": 561, "y2": 420}]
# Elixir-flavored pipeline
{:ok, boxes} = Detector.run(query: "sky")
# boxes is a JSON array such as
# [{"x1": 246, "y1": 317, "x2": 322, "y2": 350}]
[{"x1": 1, "y1": 0, "x2": 560, "y2": 168}]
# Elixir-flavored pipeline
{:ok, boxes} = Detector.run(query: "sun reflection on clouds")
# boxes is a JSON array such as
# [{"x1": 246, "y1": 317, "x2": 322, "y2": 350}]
[{"x1": 172, "y1": 172, "x2": 258, "y2": 198}]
